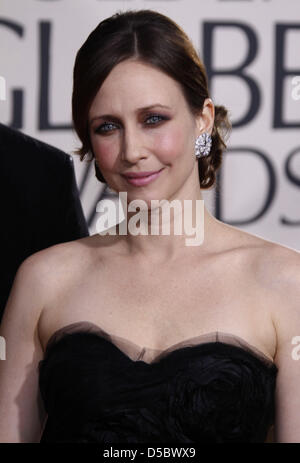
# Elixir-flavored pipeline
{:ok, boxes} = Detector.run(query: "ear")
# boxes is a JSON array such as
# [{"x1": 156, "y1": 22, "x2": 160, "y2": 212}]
[{"x1": 194, "y1": 98, "x2": 215, "y2": 136}]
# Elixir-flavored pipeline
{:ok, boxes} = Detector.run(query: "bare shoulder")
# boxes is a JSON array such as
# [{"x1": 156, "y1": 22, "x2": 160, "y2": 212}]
[
  {"x1": 19, "y1": 236, "x2": 92, "y2": 284},
  {"x1": 19, "y1": 233, "x2": 123, "y2": 310},
  {"x1": 222, "y1": 224, "x2": 300, "y2": 286},
  {"x1": 256, "y1": 240, "x2": 300, "y2": 348},
  {"x1": 9, "y1": 235, "x2": 103, "y2": 313},
  {"x1": 0, "y1": 237, "x2": 101, "y2": 442},
  {"x1": 230, "y1": 227, "x2": 300, "y2": 352},
  {"x1": 237, "y1": 234, "x2": 300, "y2": 442},
  {"x1": 247, "y1": 233, "x2": 300, "y2": 297}
]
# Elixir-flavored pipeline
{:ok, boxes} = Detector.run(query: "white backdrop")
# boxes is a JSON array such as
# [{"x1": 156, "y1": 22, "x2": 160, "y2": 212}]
[{"x1": 0, "y1": 0, "x2": 299, "y2": 248}]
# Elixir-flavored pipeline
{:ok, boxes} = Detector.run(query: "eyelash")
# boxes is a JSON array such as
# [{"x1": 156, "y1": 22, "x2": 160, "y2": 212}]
[{"x1": 94, "y1": 114, "x2": 168, "y2": 135}]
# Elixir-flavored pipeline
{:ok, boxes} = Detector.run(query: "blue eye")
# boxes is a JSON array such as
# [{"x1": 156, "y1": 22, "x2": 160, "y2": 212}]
[
  {"x1": 145, "y1": 114, "x2": 165, "y2": 125},
  {"x1": 95, "y1": 122, "x2": 117, "y2": 134},
  {"x1": 94, "y1": 114, "x2": 167, "y2": 135}
]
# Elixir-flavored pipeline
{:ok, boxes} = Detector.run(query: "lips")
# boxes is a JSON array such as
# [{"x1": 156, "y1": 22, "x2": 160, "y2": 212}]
[
  {"x1": 122, "y1": 168, "x2": 164, "y2": 186},
  {"x1": 122, "y1": 169, "x2": 163, "y2": 179}
]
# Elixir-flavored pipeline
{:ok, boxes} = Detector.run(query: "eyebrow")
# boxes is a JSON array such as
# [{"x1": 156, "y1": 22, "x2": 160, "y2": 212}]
[{"x1": 89, "y1": 104, "x2": 172, "y2": 124}]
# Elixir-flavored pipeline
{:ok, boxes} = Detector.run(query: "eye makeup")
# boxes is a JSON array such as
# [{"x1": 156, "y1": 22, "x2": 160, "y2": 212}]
[{"x1": 93, "y1": 113, "x2": 169, "y2": 135}]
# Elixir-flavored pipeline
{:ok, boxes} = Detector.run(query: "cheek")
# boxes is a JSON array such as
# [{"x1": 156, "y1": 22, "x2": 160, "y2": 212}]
[
  {"x1": 91, "y1": 138, "x2": 117, "y2": 171},
  {"x1": 154, "y1": 127, "x2": 188, "y2": 162}
]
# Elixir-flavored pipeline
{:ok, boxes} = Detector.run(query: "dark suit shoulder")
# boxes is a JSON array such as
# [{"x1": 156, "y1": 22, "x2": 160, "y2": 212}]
[{"x1": 0, "y1": 123, "x2": 71, "y2": 167}]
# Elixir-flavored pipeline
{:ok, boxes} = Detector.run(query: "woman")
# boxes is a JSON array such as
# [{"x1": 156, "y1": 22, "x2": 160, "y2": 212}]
[{"x1": 0, "y1": 9, "x2": 299, "y2": 443}]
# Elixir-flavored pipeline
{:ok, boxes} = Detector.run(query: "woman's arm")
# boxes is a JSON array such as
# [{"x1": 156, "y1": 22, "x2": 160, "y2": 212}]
[
  {"x1": 0, "y1": 254, "x2": 48, "y2": 442},
  {"x1": 272, "y1": 255, "x2": 300, "y2": 443}
]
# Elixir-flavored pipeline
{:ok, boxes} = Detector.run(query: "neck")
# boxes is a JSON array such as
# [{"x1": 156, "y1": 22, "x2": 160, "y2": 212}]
[{"x1": 113, "y1": 190, "x2": 220, "y2": 264}]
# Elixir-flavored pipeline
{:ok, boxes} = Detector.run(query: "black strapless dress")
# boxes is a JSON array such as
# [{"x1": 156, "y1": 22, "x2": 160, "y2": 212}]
[{"x1": 38, "y1": 322, "x2": 278, "y2": 443}]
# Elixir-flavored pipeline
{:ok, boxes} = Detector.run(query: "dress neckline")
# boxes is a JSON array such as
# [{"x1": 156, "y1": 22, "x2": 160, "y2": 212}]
[{"x1": 43, "y1": 320, "x2": 276, "y2": 367}]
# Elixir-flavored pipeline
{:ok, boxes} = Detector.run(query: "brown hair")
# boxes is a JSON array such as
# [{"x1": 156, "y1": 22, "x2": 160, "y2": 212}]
[{"x1": 72, "y1": 9, "x2": 231, "y2": 189}]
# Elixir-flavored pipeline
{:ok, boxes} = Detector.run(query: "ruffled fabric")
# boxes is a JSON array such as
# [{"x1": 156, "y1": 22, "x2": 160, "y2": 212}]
[{"x1": 38, "y1": 324, "x2": 278, "y2": 443}]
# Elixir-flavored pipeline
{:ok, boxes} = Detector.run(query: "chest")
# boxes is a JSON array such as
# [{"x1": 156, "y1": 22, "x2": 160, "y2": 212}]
[{"x1": 42, "y1": 254, "x2": 272, "y2": 353}]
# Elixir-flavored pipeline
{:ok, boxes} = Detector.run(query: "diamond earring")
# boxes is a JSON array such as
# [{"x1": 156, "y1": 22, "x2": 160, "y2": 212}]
[{"x1": 195, "y1": 132, "x2": 212, "y2": 159}]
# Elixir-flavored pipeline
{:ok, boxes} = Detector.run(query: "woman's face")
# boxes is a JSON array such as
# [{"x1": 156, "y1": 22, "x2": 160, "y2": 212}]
[{"x1": 88, "y1": 59, "x2": 210, "y2": 205}]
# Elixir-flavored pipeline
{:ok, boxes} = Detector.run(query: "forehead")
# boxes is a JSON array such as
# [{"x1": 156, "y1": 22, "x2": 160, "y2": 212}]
[{"x1": 89, "y1": 59, "x2": 188, "y2": 115}]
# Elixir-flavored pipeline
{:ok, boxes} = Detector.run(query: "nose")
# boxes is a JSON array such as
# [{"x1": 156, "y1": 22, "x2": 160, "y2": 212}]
[{"x1": 121, "y1": 124, "x2": 147, "y2": 164}]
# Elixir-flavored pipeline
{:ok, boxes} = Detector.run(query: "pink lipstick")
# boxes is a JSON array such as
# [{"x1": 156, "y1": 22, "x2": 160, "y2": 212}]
[{"x1": 122, "y1": 168, "x2": 164, "y2": 186}]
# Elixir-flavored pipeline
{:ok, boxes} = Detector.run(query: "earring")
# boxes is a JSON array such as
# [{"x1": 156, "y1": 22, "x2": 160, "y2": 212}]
[{"x1": 195, "y1": 132, "x2": 212, "y2": 159}]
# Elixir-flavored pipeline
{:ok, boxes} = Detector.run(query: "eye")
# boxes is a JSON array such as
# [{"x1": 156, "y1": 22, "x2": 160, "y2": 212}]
[
  {"x1": 144, "y1": 114, "x2": 167, "y2": 125},
  {"x1": 94, "y1": 122, "x2": 117, "y2": 134},
  {"x1": 93, "y1": 114, "x2": 168, "y2": 135}
]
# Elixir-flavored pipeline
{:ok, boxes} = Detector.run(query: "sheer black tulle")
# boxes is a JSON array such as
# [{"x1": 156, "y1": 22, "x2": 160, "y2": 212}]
[{"x1": 38, "y1": 322, "x2": 278, "y2": 443}]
